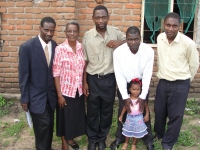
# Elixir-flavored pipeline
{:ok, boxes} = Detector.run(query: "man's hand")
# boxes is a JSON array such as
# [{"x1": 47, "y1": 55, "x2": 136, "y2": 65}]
[
  {"x1": 58, "y1": 96, "x2": 66, "y2": 109},
  {"x1": 21, "y1": 103, "x2": 28, "y2": 112},
  {"x1": 83, "y1": 82, "x2": 89, "y2": 98},
  {"x1": 137, "y1": 98, "x2": 145, "y2": 112},
  {"x1": 124, "y1": 98, "x2": 132, "y2": 113},
  {"x1": 106, "y1": 40, "x2": 123, "y2": 48}
]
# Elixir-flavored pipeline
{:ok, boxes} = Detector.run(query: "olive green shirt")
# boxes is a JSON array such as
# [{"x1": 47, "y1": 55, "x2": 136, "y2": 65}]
[{"x1": 83, "y1": 25, "x2": 126, "y2": 75}]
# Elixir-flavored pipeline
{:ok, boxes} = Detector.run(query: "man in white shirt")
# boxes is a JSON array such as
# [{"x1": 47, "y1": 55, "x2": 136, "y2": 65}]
[
  {"x1": 154, "y1": 12, "x2": 199, "y2": 150},
  {"x1": 110, "y1": 26, "x2": 155, "y2": 150}
]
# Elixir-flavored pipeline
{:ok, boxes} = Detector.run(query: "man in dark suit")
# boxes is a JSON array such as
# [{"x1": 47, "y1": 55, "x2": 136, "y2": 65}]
[{"x1": 18, "y1": 17, "x2": 57, "y2": 150}]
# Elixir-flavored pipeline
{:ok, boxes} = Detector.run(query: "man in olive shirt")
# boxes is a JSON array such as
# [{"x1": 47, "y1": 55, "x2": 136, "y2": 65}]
[
  {"x1": 82, "y1": 5, "x2": 125, "y2": 150},
  {"x1": 154, "y1": 12, "x2": 199, "y2": 150}
]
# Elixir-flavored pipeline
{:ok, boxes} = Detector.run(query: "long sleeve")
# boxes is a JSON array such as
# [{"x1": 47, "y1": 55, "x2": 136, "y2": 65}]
[
  {"x1": 18, "y1": 44, "x2": 30, "y2": 104},
  {"x1": 186, "y1": 43, "x2": 199, "y2": 81},
  {"x1": 113, "y1": 50, "x2": 129, "y2": 100},
  {"x1": 140, "y1": 50, "x2": 154, "y2": 99}
]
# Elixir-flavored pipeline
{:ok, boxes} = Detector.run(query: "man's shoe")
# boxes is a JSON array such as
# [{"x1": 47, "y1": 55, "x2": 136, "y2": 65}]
[
  {"x1": 88, "y1": 141, "x2": 97, "y2": 150},
  {"x1": 146, "y1": 144, "x2": 155, "y2": 150},
  {"x1": 109, "y1": 138, "x2": 125, "y2": 150},
  {"x1": 162, "y1": 146, "x2": 172, "y2": 150},
  {"x1": 98, "y1": 141, "x2": 106, "y2": 150}
]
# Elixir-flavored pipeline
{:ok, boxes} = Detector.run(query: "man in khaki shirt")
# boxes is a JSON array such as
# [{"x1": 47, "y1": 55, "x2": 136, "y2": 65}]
[
  {"x1": 154, "y1": 12, "x2": 199, "y2": 150},
  {"x1": 82, "y1": 5, "x2": 125, "y2": 150}
]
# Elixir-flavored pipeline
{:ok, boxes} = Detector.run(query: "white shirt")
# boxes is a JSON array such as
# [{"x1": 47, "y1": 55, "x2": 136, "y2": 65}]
[
  {"x1": 38, "y1": 35, "x2": 52, "y2": 60},
  {"x1": 113, "y1": 43, "x2": 154, "y2": 100}
]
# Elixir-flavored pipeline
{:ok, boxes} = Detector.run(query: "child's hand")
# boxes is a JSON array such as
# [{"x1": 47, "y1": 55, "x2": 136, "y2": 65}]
[
  {"x1": 143, "y1": 114, "x2": 149, "y2": 122},
  {"x1": 119, "y1": 116, "x2": 122, "y2": 122}
]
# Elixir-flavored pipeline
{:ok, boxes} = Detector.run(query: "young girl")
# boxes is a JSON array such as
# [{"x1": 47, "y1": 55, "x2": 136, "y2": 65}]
[{"x1": 119, "y1": 78, "x2": 149, "y2": 150}]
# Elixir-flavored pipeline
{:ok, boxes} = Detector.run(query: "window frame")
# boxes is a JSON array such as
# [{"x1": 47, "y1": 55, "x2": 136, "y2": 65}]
[{"x1": 141, "y1": 0, "x2": 198, "y2": 47}]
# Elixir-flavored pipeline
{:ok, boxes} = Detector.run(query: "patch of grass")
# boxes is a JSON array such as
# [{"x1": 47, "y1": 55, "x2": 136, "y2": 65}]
[
  {"x1": 0, "y1": 95, "x2": 14, "y2": 117},
  {"x1": 176, "y1": 130, "x2": 196, "y2": 146},
  {"x1": 3, "y1": 118, "x2": 26, "y2": 138},
  {"x1": 185, "y1": 98, "x2": 200, "y2": 115}
]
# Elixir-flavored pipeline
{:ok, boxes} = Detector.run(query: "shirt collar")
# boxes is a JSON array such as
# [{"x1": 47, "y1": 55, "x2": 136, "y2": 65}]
[
  {"x1": 64, "y1": 39, "x2": 82, "y2": 52},
  {"x1": 93, "y1": 26, "x2": 110, "y2": 37},
  {"x1": 38, "y1": 35, "x2": 51, "y2": 49},
  {"x1": 163, "y1": 31, "x2": 180, "y2": 43}
]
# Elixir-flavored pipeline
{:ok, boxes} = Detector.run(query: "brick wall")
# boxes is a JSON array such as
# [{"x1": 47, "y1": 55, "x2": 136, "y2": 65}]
[{"x1": 0, "y1": 0, "x2": 199, "y2": 98}]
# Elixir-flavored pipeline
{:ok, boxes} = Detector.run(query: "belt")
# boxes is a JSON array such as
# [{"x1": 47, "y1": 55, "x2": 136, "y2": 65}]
[{"x1": 93, "y1": 73, "x2": 114, "y2": 79}]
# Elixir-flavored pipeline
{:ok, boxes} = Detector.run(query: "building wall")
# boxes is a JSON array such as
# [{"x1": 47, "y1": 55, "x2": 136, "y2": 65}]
[{"x1": 0, "y1": 0, "x2": 199, "y2": 98}]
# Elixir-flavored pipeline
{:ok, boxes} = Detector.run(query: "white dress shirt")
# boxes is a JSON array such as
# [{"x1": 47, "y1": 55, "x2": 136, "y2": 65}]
[
  {"x1": 38, "y1": 35, "x2": 52, "y2": 60},
  {"x1": 113, "y1": 43, "x2": 154, "y2": 100}
]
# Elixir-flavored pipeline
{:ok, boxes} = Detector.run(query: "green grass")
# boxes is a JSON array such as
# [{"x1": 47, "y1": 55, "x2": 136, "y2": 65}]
[
  {"x1": 0, "y1": 96, "x2": 199, "y2": 149},
  {"x1": 0, "y1": 95, "x2": 14, "y2": 117}
]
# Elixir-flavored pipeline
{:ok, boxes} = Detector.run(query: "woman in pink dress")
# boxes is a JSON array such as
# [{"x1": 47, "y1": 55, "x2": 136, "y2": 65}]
[{"x1": 53, "y1": 21, "x2": 86, "y2": 150}]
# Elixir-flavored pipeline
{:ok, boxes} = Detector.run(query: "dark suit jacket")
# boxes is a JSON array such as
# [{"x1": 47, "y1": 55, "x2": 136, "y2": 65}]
[{"x1": 18, "y1": 36, "x2": 57, "y2": 114}]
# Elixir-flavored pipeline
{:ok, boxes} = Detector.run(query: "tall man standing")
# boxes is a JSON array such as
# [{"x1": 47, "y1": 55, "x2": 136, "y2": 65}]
[
  {"x1": 18, "y1": 17, "x2": 57, "y2": 150},
  {"x1": 154, "y1": 12, "x2": 199, "y2": 150},
  {"x1": 82, "y1": 5, "x2": 125, "y2": 150},
  {"x1": 110, "y1": 26, "x2": 155, "y2": 150}
]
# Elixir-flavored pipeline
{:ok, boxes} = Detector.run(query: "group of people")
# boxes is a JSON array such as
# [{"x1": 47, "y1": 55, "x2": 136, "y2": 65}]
[{"x1": 18, "y1": 4, "x2": 199, "y2": 150}]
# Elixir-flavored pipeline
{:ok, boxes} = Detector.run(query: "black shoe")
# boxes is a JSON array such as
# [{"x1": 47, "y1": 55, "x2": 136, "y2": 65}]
[
  {"x1": 162, "y1": 146, "x2": 172, "y2": 150},
  {"x1": 98, "y1": 141, "x2": 106, "y2": 150},
  {"x1": 67, "y1": 141, "x2": 79, "y2": 150},
  {"x1": 88, "y1": 141, "x2": 97, "y2": 150},
  {"x1": 146, "y1": 144, "x2": 155, "y2": 150},
  {"x1": 109, "y1": 138, "x2": 125, "y2": 150}
]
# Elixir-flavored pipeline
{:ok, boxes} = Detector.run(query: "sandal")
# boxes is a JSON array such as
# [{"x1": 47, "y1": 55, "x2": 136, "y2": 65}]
[
  {"x1": 121, "y1": 143, "x2": 128, "y2": 150},
  {"x1": 131, "y1": 144, "x2": 136, "y2": 150},
  {"x1": 67, "y1": 140, "x2": 79, "y2": 150}
]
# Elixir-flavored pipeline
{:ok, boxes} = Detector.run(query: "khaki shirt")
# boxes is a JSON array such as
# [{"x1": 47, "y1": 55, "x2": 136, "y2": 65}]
[
  {"x1": 157, "y1": 32, "x2": 199, "y2": 81},
  {"x1": 82, "y1": 25, "x2": 126, "y2": 75}
]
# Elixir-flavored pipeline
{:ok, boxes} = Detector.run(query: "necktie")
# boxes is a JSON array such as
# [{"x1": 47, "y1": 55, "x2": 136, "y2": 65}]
[{"x1": 44, "y1": 45, "x2": 49, "y2": 66}]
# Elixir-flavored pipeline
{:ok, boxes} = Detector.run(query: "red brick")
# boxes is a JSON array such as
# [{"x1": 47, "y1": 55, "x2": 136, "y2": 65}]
[
  {"x1": 50, "y1": 14, "x2": 63, "y2": 19},
  {"x1": 0, "y1": 52, "x2": 9, "y2": 57},
  {"x1": 11, "y1": 73, "x2": 18, "y2": 78},
  {"x1": 114, "y1": 0, "x2": 129, "y2": 2},
  {"x1": 113, "y1": 10, "x2": 131, "y2": 15},
  {"x1": 113, "y1": 21, "x2": 131, "y2": 27},
  {"x1": 1, "y1": 25, "x2": 15, "y2": 30},
  {"x1": 33, "y1": 25, "x2": 40, "y2": 30},
  {"x1": 16, "y1": 25, "x2": 33, "y2": 30},
  {"x1": 66, "y1": 1, "x2": 75, "y2": 7},
  {"x1": 12, "y1": 63, "x2": 19, "y2": 68},
  {"x1": 25, "y1": 8, "x2": 42, "y2": 14},
  {"x1": 56, "y1": 32, "x2": 66, "y2": 38},
  {"x1": 1, "y1": 35, "x2": 15, "y2": 41},
  {"x1": 63, "y1": 14, "x2": 75, "y2": 19},
  {"x1": 3, "y1": 68, "x2": 18, "y2": 73},
  {"x1": 10, "y1": 52, "x2": 18, "y2": 57},
  {"x1": 8, "y1": 30, "x2": 24, "y2": 35},
  {"x1": 132, "y1": 21, "x2": 141, "y2": 26},
  {"x1": 77, "y1": 0, "x2": 93, "y2": 2},
  {"x1": 2, "y1": 14, "x2": 15, "y2": 19},
  {"x1": 42, "y1": 8, "x2": 57, "y2": 13},
  {"x1": 24, "y1": 31, "x2": 39, "y2": 36},
  {"x1": 54, "y1": 26, "x2": 63, "y2": 32},
  {"x1": 132, "y1": 9, "x2": 141, "y2": 15},
  {"x1": 105, "y1": 3, "x2": 123, "y2": 8},
  {"x1": 87, "y1": 3, "x2": 98, "y2": 8},
  {"x1": 2, "y1": 46, "x2": 17, "y2": 52},
  {"x1": 8, "y1": 8, "x2": 24, "y2": 13},
  {"x1": 10, "y1": 41, "x2": 24, "y2": 46},
  {"x1": 0, "y1": 83, "x2": 12, "y2": 88},
  {"x1": 104, "y1": 0, "x2": 113, "y2": 2},
  {"x1": 56, "y1": 7, "x2": 75, "y2": 13},
  {"x1": 0, "y1": 72, "x2": 11, "y2": 77},
  {"x1": 37, "y1": 2, "x2": 50, "y2": 7},
  {"x1": 16, "y1": 14, "x2": 33, "y2": 19},
  {"x1": 79, "y1": 9, "x2": 93, "y2": 14},
  {"x1": 2, "y1": 57, "x2": 18, "y2": 63},
  {"x1": 57, "y1": 20, "x2": 68, "y2": 26},
  {"x1": 51, "y1": 1, "x2": 63, "y2": 7},
  {"x1": 25, "y1": 20, "x2": 40, "y2": 25},
  {"x1": 110, "y1": 16, "x2": 123, "y2": 21},
  {"x1": 0, "y1": 62, "x2": 10, "y2": 68},
  {"x1": 124, "y1": 15, "x2": 141, "y2": 21},
  {"x1": 76, "y1": 3, "x2": 87, "y2": 8},
  {"x1": 75, "y1": 15, "x2": 87, "y2": 20},
  {"x1": 34, "y1": 14, "x2": 49, "y2": 19},
  {"x1": 125, "y1": 4, "x2": 141, "y2": 9},
  {"x1": 5, "y1": 78, "x2": 18, "y2": 83},
  {"x1": 8, "y1": 19, "x2": 24, "y2": 25},
  {"x1": 78, "y1": 20, "x2": 94, "y2": 26},
  {"x1": 0, "y1": 2, "x2": 14, "y2": 7},
  {"x1": 16, "y1": 2, "x2": 32, "y2": 7},
  {"x1": 133, "y1": 0, "x2": 142, "y2": 2},
  {"x1": 0, "y1": 7, "x2": 7, "y2": 13},
  {"x1": 12, "y1": 83, "x2": 20, "y2": 88},
  {"x1": 0, "y1": 88, "x2": 6, "y2": 93}
]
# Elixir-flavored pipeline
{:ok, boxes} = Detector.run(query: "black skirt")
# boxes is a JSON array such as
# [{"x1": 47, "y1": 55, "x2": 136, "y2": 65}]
[{"x1": 56, "y1": 91, "x2": 86, "y2": 140}]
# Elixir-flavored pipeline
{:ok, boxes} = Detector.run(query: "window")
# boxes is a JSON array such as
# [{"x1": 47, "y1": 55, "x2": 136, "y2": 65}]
[{"x1": 142, "y1": 0, "x2": 198, "y2": 44}]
